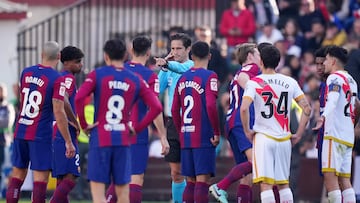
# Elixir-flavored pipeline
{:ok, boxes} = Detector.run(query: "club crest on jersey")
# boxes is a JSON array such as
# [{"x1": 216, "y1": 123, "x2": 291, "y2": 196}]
[
  {"x1": 210, "y1": 78, "x2": 218, "y2": 91},
  {"x1": 64, "y1": 77, "x2": 73, "y2": 89},
  {"x1": 59, "y1": 83, "x2": 66, "y2": 96}
]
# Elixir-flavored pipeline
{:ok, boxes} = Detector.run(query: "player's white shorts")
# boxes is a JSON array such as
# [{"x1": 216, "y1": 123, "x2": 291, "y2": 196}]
[
  {"x1": 252, "y1": 132, "x2": 291, "y2": 185},
  {"x1": 321, "y1": 138, "x2": 352, "y2": 177}
]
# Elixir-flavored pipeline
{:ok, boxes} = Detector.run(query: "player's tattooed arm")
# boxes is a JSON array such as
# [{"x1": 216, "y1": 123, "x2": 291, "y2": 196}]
[{"x1": 293, "y1": 96, "x2": 311, "y2": 146}]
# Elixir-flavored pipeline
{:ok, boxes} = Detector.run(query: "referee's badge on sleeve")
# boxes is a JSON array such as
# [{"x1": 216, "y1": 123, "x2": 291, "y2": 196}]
[{"x1": 210, "y1": 78, "x2": 218, "y2": 91}]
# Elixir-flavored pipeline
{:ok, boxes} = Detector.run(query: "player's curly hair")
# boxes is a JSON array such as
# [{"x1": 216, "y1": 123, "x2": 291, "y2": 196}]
[{"x1": 60, "y1": 46, "x2": 84, "y2": 63}]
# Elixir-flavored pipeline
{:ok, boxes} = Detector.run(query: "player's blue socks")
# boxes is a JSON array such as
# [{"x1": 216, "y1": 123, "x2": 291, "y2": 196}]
[{"x1": 172, "y1": 180, "x2": 186, "y2": 203}]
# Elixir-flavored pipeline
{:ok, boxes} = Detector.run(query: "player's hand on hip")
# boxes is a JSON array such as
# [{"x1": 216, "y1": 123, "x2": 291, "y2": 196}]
[
  {"x1": 65, "y1": 141, "x2": 76, "y2": 158},
  {"x1": 128, "y1": 124, "x2": 136, "y2": 136},
  {"x1": 312, "y1": 116, "x2": 325, "y2": 131},
  {"x1": 69, "y1": 120, "x2": 80, "y2": 136},
  {"x1": 160, "y1": 136, "x2": 170, "y2": 155},
  {"x1": 85, "y1": 122, "x2": 98, "y2": 135},
  {"x1": 210, "y1": 135, "x2": 220, "y2": 146},
  {"x1": 291, "y1": 134, "x2": 301, "y2": 146},
  {"x1": 245, "y1": 130, "x2": 255, "y2": 143}
]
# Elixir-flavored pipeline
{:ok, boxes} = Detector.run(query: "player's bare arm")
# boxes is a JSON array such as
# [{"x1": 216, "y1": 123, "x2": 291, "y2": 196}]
[
  {"x1": 236, "y1": 72, "x2": 250, "y2": 89},
  {"x1": 153, "y1": 114, "x2": 170, "y2": 155},
  {"x1": 313, "y1": 85, "x2": 340, "y2": 130},
  {"x1": 240, "y1": 96, "x2": 255, "y2": 142},
  {"x1": 292, "y1": 96, "x2": 311, "y2": 146},
  {"x1": 53, "y1": 98, "x2": 76, "y2": 158},
  {"x1": 63, "y1": 94, "x2": 80, "y2": 135},
  {"x1": 353, "y1": 97, "x2": 360, "y2": 125},
  {"x1": 354, "y1": 98, "x2": 360, "y2": 138}
]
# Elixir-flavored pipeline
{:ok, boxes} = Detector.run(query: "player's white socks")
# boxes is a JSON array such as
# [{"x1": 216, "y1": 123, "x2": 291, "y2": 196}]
[
  {"x1": 342, "y1": 188, "x2": 356, "y2": 203},
  {"x1": 328, "y1": 190, "x2": 341, "y2": 203},
  {"x1": 261, "y1": 190, "x2": 276, "y2": 203},
  {"x1": 279, "y1": 188, "x2": 293, "y2": 203}
]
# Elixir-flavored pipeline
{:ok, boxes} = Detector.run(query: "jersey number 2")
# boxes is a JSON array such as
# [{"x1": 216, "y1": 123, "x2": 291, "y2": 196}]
[{"x1": 183, "y1": 95, "x2": 194, "y2": 124}]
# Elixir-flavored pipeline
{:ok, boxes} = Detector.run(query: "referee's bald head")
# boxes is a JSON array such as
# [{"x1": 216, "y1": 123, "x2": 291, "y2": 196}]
[{"x1": 42, "y1": 41, "x2": 60, "y2": 61}]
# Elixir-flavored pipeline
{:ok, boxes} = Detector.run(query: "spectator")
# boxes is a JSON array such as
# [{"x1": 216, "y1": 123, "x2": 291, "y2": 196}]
[
  {"x1": 276, "y1": 0, "x2": 301, "y2": 29},
  {"x1": 298, "y1": 0, "x2": 326, "y2": 36},
  {"x1": 322, "y1": 22, "x2": 347, "y2": 46},
  {"x1": 282, "y1": 18, "x2": 305, "y2": 51},
  {"x1": 304, "y1": 18, "x2": 326, "y2": 52},
  {"x1": 194, "y1": 26, "x2": 229, "y2": 84},
  {"x1": 248, "y1": 0, "x2": 278, "y2": 28},
  {"x1": 344, "y1": 18, "x2": 360, "y2": 51},
  {"x1": 219, "y1": 0, "x2": 256, "y2": 63},
  {"x1": 256, "y1": 22, "x2": 284, "y2": 44},
  {"x1": 0, "y1": 83, "x2": 15, "y2": 193}
]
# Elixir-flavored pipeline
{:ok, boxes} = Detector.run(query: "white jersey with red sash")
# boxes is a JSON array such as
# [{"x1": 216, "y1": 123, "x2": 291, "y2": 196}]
[
  {"x1": 243, "y1": 73, "x2": 305, "y2": 140},
  {"x1": 323, "y1": 71, "x2": 358, "y2": 147}
]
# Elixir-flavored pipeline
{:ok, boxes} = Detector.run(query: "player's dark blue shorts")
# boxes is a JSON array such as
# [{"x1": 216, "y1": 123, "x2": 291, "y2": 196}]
[
  {"x1": 181, "y1": 147, "x2": 216, "y2": 177},
  {"x1": 12, "y1": 138, "x2": 52, "y2": 170},
  {"x1": 130, "y1": 143, "x2": 149, "y2": 174},
  {"x1": 87, "y1": 146, "x2": 131, "y2": 185},
  {"x1": 52, "y1": 137, "x2": 80, "y2": 178},
  {"x1": 228, "y1": 127, "x2": 252, "y2": 164}
]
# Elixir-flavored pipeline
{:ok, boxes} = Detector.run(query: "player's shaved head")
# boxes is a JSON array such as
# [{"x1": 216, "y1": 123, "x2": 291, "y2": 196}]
[{"x1": 42, "y1": 41, "x2": 60, "y2": 61}]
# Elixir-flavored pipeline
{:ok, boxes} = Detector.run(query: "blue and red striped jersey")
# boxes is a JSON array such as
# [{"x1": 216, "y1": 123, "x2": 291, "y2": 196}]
[
  {"x1": 75, "y1": 65, "x2": 162, "y2": 148},
  {"x1": 172, "y1": 67, "x2": 220, "y2": 149},
  {"x1": 226, "y1": 63, "x2": 259, "y2": 133},
  {"x1": 54, "y1": 70, "x2": 77, "y2": 141},
  {"x1": 125, "y1": 62, "x2": 159, "y2": 144},
  {"x1": 14, "y1": 64, "x2": 66, "y2": 142}
]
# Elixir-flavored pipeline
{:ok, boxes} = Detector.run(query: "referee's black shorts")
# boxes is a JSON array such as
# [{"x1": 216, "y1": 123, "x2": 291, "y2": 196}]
[{"x1": 164, "y1": 117, "x2": 181, "y2": 163}]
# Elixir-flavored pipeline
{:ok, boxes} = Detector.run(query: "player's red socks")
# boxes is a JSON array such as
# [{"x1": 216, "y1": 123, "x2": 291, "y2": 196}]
[
  {"x1": 32, "y1": 181, "x2": 47, "y2": 203},
  {"x1": 6, "y1": 177, "x2": 24, "y2": 203},
  {"x1": 182, "y1": 181, "x2": 195, "y2": 203},
  {"x1": 194, "y1": 182, "x2": 209, "y2": 203},
  {"x1": 129, "y1": 184, "x2": 142, "y2": 203},
  {"x1": 105, "y1": 183, "x2": 117, "y2": 203},
  {"x1": 237, "y1": 184, "x2": 252, "y2": 202},
  {"x1": 50, "y1": 179, "x2": 75, "y2": 203},
  {"x1": 217, "y1": 161, "x2": 252, "y2": 190}
]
